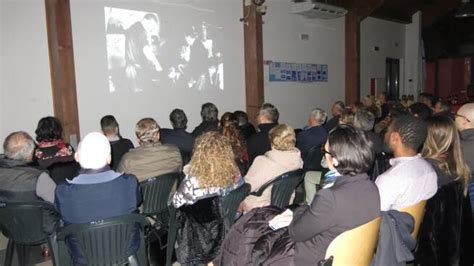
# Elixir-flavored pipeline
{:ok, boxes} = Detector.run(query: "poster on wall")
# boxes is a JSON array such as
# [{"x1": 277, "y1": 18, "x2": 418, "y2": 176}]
[{"x1": 269, "y1": 61, "x2": 328, "y2": 82}]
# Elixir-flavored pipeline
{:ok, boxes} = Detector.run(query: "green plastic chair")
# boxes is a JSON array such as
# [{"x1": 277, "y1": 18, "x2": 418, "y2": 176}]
[
  {"x1": 56, "y1": 213, "x2": 149, "y2": 266},
  {"x1": 219, "y1": 183, "x2": 251, "y2": 232},
  {"x1": 139, "y1": 172, "x2": 181, "y2": 223},
  {"x1": 249, "y1": 169, "x2": 305, "y2": 209},
  {"x1": 0, "y1": 201, "x2": 60, "y2": 266}
]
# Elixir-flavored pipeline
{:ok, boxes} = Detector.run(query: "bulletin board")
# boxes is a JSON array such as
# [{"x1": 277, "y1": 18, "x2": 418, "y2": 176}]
[{"x1": 269, "y1": 61, "x2": 328, "y2": 82}]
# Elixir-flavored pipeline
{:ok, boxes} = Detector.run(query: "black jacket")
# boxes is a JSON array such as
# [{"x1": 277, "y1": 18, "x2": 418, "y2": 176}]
[
  {"x1": 160, "y1": 128, "x2": 195, "y2": 165},
  {"x1": 296, "y1": 125, "x2": 328, "y2": 165},
  {"x1": 109, "y1": 138, "x2": 134, "y2": 171},
  {"x1": 289, "y1": 173, "x2": 380, "y2": 265},
  {"x1": 192, "y1": 120, "x2": 218, "y2": 137},
  {"x1": 324, "y1": 115, "x2": 340, "y2": 133},
  {"x1": 239, "y1": 123, "x2": 257, "y2": 141},
  {"x1": 247, "y1": 123, "x2": 278, "y2": 164}
]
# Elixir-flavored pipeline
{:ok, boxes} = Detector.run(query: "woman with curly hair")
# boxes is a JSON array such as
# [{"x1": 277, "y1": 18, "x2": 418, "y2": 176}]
[
  {"x1": 173, "y1": 131, "x2": 243, "y2": 208},
  {"x1": 219, "y1": 112, "x2": 249, "y2": 174}
]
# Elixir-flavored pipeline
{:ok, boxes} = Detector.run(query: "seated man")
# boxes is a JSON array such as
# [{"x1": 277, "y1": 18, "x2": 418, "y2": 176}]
[
  {"x1": 55, "y1": 132, "x2": 141, "y2": 264},
  {"x1": 0, "y1": 131, "x2": 55, "y2": 203},
  {"x1": 324, "y1": 101, "x2": 345, "y2": 132},
  {"x1": 160, "y1": 109, "x2": 195, "y2": 165},
  {"x1": 247, "y1": 103, "x2": 279, "y2": 164},
  {"x1": 192, "y1": 102, "x2": 219, "y2": 137},
  {"x1": 234, "y1": 110, "x2": 256, "y2": 141},
  {"x1": 117, "y1": 118, "x2": 182, "y2": 182},
  {"x1": 375, "y1": 115, "x2": 437, "y2": 211},
  {"x1": 100, "y1": 115, "x2": 134, "y2": 170},
  {"x1": 296, "y1": 108, "x2": 328, "y2": 162},
  {"x1": 353, "y1": 109, "x2": 384, "y2": 154}
]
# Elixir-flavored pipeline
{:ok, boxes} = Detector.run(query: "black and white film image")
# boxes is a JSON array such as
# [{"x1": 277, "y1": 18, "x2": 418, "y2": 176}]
[{"x1": 105, "y1": 7, "x2": 224, "y2": 93}]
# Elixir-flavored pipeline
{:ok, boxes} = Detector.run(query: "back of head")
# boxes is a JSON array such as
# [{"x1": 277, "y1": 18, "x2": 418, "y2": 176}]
[
  {"x1": 327, "y1": 125, "x2": 374, "y2": 176},
  {"x1": 269, "y1": 124, "x2": 296, "y2": 151},
  {"x1": 409, "y1": 102, "x2": 432, "y2": 120},
  {"x1": 169, "y1": 109, "x2": 188, "y2": 129},
  {"x1": 100, "y1": 115, "x2": 119, "y2": 136},
  {"x1": 259, "y1": 103, "x2": 279, "y2": 123},
  {"x1": 434, "y1": 99, "x2": 450, "y2": 114},
  {"x1": 233, "y1": 110, "x2": 248, "y2": 126},
  {"x1": 220, "y1": 112, "x2": 245, "y2": 158},
  {"x1": 419, "y1": 92, "x2": 435, "y2": 107},
  {"x1": 189, "y1": 131, "x2": 237, "y2": 188},
  {"x1": 35, "y1": 116, "x2": 63, "y2": 142},
  {"x1": 310, "y1": 108, "x2": 327, "y2": 125},
  {"x1": 354, "y1": 109, "x2": 375, "y2": 131},
  {"x1": 3, "y1": 131, "x2": 35, "y2": 162},
  {"x1": 201, "y1": 102, "x2": 219, "y2": 122},
  {"x1": 390, "y1": 115, "x2": 427, "y2": 151},
  {"x1": 76, "y1": 132, "x2": 111, "y2": 169},
  {"x1": 456, "y1": 103, "x2": 474, "y2": 130},
  {"x1": 135, "y1": 118, "x2": 160, "y2": 144}
]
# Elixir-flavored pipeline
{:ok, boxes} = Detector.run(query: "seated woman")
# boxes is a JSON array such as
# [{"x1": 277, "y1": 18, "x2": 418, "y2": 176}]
[
  {"x1": 34, "y1": 116, "x2": 79, "y2": 183},
  {"x1": 243, "y1": 124, "x2": 303, "y2": 211},
  {"x1": 172, "y1": 132, "x2": 243, "y2": 265},
  {"x1": 219, "y1": 112, "x2": 249, "y2": 175}
]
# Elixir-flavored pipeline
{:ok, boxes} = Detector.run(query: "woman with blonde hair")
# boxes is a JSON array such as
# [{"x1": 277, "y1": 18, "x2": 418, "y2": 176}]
[
  {"x1": 243, "y1": 124, "x2": 303, "y2": 211},
  {"x1": 422, "y1": 115, "x2": 470, "y2": 191},
  {"x1": 173, "y1": 131, "x2": 243, "y2": 207}
]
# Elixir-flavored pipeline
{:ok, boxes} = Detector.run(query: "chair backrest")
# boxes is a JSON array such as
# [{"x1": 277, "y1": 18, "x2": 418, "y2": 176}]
[
  {"x1": 139, "y1": 172, "x2": 181, "y2": 216},
  {"x1": 57, "y1": 213, "x2": 149, "y2": 266},
  {"x1": 400, "y1": 200, "x2": 427, "y2": 239},
  {"x1": 0, "y1": 201, "x2": 58, "y2": 245},
  {"x1": 303, "y1": 145, "x2": 324, "y2": 171},
  {"x1": 250, "y1": 169, "x2": 305, "y2": 209},
  {"x1": 325, "y1": 216, "x2": 382, "y2": 266},
  {"x1": 219, "y1": 183, "x2": 250, "y2": 231}
]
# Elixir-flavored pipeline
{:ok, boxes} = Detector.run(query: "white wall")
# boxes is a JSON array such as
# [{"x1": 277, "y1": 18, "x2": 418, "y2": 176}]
[
  {"x1": 263, "y1": 1, "x2": 345, "y2": 129},
  {"x1": 404, "y1": 12, "x2": 422, "y2": 97},
  {"x1": 360, "y1": 17, "x2": 405, "y2": 98},
  {"x1": 0, "y1": 0, "x2": 53, "y2": 153},
  {"x1": 70, "y1": 0, "x2": 245, "y2": 142}
]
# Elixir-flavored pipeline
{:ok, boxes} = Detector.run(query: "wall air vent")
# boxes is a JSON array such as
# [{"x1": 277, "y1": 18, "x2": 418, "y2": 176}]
[{"x1": 292, "y1": 1, "x2": 347, "y2": 19}]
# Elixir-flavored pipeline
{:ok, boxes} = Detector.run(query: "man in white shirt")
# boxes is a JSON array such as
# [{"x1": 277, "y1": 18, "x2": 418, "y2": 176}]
[{"x1": 375, "y1": 115, "x2": 437, "y2": 211}]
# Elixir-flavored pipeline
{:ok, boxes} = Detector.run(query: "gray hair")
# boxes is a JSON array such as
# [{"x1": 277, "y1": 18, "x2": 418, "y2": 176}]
[
  {"x1": 201, "y1": 102, "x2": 219, "y2": 122},
  {"x1": 259, "y1": 103, "x2": 279, "y2": 123},
  {"x1": 3, "y1": 131, "x2": 36, "y2": 161},
  {"x1": 354, "y1": 109, "x2": 375, "y2": 131},
  {"x1": 310, "y1": 108, "x2": 327, "y2": 125}
]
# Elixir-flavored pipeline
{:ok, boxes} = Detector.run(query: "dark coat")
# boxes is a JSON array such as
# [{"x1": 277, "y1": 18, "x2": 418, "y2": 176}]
[
  {"x1": 192, "y1": 120, "x2": 219, "y2": 137},
  {"x1": 324, "y1": 115, "x2": 340, "y2": 133},
  {"x1": 415, "y1": 180, "x2": 473, "y2": 266},
  {"x1": 109, "y1": 138, "x2": 134, "y2": 171},
  {"x1": 239, "y1": 123, "x2": 257, "y2": 141},
  {"x1": 176, "y1": 196, "x2": 225, "y2": 265},
  {"x1": 0, "y1": 157, "x2": 43, "y2": 202},
  {"x1": 296, "y1": 125, "x2": 328, "y2": 164},
  {"x1": 288, "y1": 173, "x2": 380, "y2": 265},
  {"x1": 366, "y1": 130, "x2": 384, "y2": 155},
  {"x1": 247, "y1": 123, "x2": 278, "y2": 164},
  {"x1": 460, "y1": 128, "x2": 474, "y2": 214},
  {"x1": 160, "y1": 128, "x2": 195, "y2": 165}
]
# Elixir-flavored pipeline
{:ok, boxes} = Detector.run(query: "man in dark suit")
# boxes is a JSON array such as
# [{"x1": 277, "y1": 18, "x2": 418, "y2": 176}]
[
  {"x1": 296, "y1": 108, "x2": 328, "y2": 165},
  {"x1": 192, "y1": 102, "x2": 219, "y2": 137},
  {"x1": 234, "y1": 110, "x2": 256, "y2": 140},
  {"x1": 324, "y1": 101, "x2": 345, "y2": 132},
  {"x1": 160, "y1": 109, "x2": 195, "y2": 165},
  {"x1": 247, "y1": 103, "x2": 279, "y2": 164}
]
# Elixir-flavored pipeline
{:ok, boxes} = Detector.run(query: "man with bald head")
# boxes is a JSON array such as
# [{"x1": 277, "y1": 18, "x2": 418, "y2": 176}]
[
  {"x1": 0, "y1": 131, "x2": 56, "y2": 202},
  {"x1": 455, "y1": 103, "x2": 474, "y2": 212}
]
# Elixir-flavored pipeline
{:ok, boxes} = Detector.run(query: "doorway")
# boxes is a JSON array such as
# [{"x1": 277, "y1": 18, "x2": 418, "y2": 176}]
[{"x1": 386, "y1": 58, "x2": 400, "y2": 100}]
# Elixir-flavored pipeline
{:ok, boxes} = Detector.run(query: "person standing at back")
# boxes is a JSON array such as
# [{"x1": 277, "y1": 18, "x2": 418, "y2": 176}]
[
  {"x1": 192, "y1": 102, "x2": 219, "y2": 137},
  {"x1": 247, "y1": 103, "x2": 279, "y2": 164},
  {"x1": 100, "y1": 115, "x2": 134, "y2": 171}
]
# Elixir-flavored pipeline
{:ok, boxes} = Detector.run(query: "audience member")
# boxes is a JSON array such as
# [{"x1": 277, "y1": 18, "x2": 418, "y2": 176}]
[
  {"x1": 378, "y1": 92, "x2": 390, "y2": 120},
  {"x1": 338, "y1": 110, "x2": 354, "y2": 126},
  {"x1": 350, "y1": 101, "x2": 364, "y2": 113},
  {"x1": 354, "y1": 109, "x2": 383, "y2": 154},
  {"x1": 419, "y1": 92, "x2": 435, "y2": 110},
  {"x1": 324, "y1": 101, "x2": 344, "y2": 132},
  {"x1": 296, "y1": 108, "x2": 328, "y2": 162},
  {"x1": 160, "y1": 109, "x2": 195, "y2": 165},
  {"x1": 433, "y1": 98, "x2": 452, "y2": 118},
  {"x1": 454, "y1": 103, "x2": 474, "y2": 213},
  {"x1": 100, "y1": 115, "x2": 134, "y2": 170},
  {"x1": 117, "y1": 118, "x2": 182, "y2": 182},
  {"x1": 55, "y1": 132, "x2": 141, "y2": 265},
  {"x1": 220, "y1": 112, "x2": 248, "y2": 174},
  {"x1": 375, "y1": 115, "x2": 437, "y2": 211},
  {"x1": 234, "y1": 110, "x2": 256, "y2": 140},
  {"x1": 34, "y1": 116, "x2": 78, "y2": 183},
  {"x1": 243, "y1": 124, "x2": 303, "y2": 211},
  {"x1": 192, "y1": 102, "x2": 219, "y2": 137},
  {"x1": 0, "y1": 131, "x2": 56, "y2": 203},
  {"x1": 409, "y1": 102, "x2": 433, "y2": 120},
  {"x1": 247, "y1": 103, "x2": 279, "y2": 163},
  {"x1": 363, "y1": 95, "x2": 380, "y2": 118}
]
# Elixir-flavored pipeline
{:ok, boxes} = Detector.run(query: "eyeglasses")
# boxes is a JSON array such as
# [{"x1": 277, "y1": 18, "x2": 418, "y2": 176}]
[
  {"x1": 455, "y1": 113, "x2": 471, "y2": 123},
  {"x1": 321, "y1": 147, "x2": 333, "y2": 157}
]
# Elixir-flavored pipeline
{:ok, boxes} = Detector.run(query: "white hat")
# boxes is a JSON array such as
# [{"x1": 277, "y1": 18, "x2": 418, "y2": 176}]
[{"x1": 76, "y1": 132, "x2": 111, "y2": 169}]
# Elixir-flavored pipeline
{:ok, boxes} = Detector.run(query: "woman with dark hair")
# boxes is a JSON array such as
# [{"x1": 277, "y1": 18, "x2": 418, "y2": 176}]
[
  {"x1": 34, "y1": 116, "x2": 77, "y2": 183},
  {"x1": 219, "y1": 112, "x2": 248, "y2": 174}
]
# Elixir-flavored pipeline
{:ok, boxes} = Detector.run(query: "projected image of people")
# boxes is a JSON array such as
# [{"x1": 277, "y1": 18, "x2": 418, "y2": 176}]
[{"x1": 105, "y1": 7, "x2": 224, "y2": 93}]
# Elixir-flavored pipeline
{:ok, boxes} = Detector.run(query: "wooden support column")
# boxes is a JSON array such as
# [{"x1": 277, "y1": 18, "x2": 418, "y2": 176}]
[
  {"x1": 243, "y1": 1, "x2": 264, "y2": 126},
  {"x1": 344, "y1": 0, "x2": 384, "y2": 105},
  {"x1": 45, "y1": 0, "x2": 80, "y2": 144}
]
